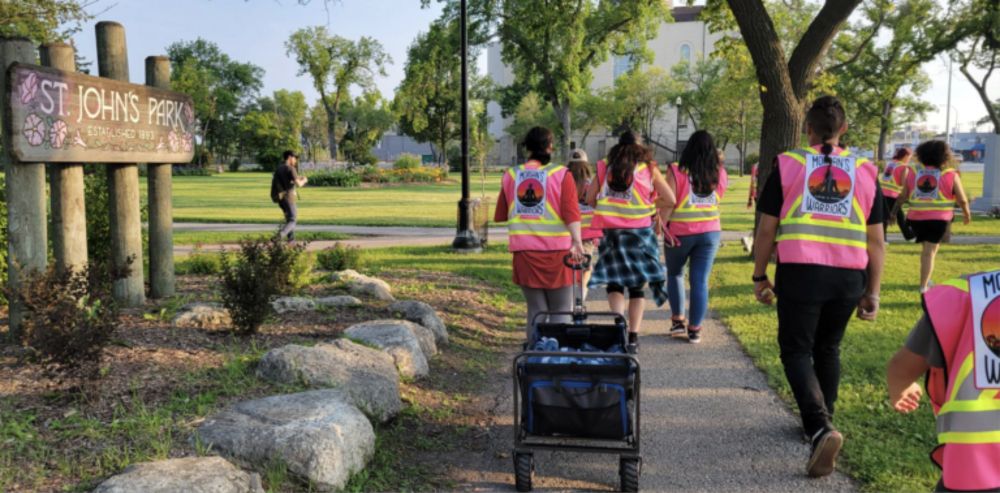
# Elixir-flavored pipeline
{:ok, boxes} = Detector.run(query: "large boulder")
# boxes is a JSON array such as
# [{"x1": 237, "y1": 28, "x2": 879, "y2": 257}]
[
  {"x1": 316, "y1": 295, "x2": 362, "y2": 308},
  {"x1": 271, "y1": 296, "x2": 317, "y2": 314},
  {"x1": 344, "y1": 320, "x2": 437, "y2": 378},
  {"x1": 257, "y1": 340, "x2": 402, "y2": 422},
  {"x1": 92, "y1": 456, "x2": 263, "y2": 493},
  {"x1": 194, "y1": 390, "x2": 375, "y2": 492},
  {"x1": 172, "y1": 303, "x2": 232, "y2": 329},
  {"x1": 330, "y1": 270, "x2": 394, "y2": 301},
  {"x1": 390, "y1": 300, "x2": 448, "y2": 344}
]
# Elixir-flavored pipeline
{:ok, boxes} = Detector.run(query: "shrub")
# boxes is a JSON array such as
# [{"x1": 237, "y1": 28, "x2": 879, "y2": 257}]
[
  {"x1": 357, "y1": 165, "x2": 390, "y2": 183},
  {"x1": 219, "y1": 237, "x2": 306, "y2": 335},
  {"x1": 316, "y1": 243, "x2": 363, "y2": 271},
  {"x1": 288, "y1": 252, "x2": 316, "y2": 293},
  {"x1": 229, "y1": 158, "x2": 241, "y2": 172},
  {"x1": 176, "y1": 252, "x2": 222, "y2": 275},
  {"x1": 173, "y1": 165, "x2": 212, "y2": 176},
  {"x1": 11, "y1": 262, "x2": 124, "y2": 380},
  {"x1": 307, "y1": 169, "x2": 362, "y2": 188},
  {"x1": 393, "y1": 153, "x2": 422, "y2": 170},
  {"x1": 84, "y1": 169, "x2": 149, "y2": 267},
  {"x1": 387, "y1": 167, "x2": 445, "y2": 183}
]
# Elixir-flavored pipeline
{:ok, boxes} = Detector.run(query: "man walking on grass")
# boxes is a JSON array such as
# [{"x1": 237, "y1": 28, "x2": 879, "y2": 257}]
[{"x1": 271, "y1": 150, "x2": 307, "y2": 241}]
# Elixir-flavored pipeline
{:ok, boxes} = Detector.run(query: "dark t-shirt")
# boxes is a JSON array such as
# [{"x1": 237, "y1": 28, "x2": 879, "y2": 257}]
[
  {"x1": 274, "y1": 163, "x2": 298, "y2": 202},
  {"x1": 904, "y1": 314, "x2": 945, "y2": 369},
  {"x1": 757, "y1": 159, "x2": 885, "y2": 302}
]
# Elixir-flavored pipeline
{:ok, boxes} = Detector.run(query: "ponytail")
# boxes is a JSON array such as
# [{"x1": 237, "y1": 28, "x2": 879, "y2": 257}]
[{"x1": 607, "y1": 130, "x2": 652, "y2": 192}]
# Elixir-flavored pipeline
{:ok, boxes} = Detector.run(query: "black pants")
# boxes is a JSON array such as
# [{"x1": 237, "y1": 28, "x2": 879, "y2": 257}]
[
  {"x1": 278, "y1": 198, "x2": 297, "y2": 241},
  {"x1": 776, "y1": 296, "x2": 858, "y2": 437},
  {"x1": 883, "y1": 196, "x2": 913, "y2": 240}
]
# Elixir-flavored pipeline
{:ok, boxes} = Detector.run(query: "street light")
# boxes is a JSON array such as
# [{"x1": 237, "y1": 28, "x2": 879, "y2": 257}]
[
  {"x1": 452, "y1": 0, "x2": 481, "y2": 253},
  {"x1": 674, "y1": 96, "x2": 683, "y2": 162}
]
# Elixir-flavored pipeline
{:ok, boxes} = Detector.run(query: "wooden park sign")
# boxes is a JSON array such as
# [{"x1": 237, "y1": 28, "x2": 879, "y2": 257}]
[{"x1": 5, "y1": 62, "x2": 195, "y2": 164}]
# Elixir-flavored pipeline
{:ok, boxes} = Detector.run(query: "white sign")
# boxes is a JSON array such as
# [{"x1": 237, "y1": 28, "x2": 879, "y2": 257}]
[
  {"x1": 688, "y1": 191, "x2": 717, "y2": 207},
  {"x1": 969, "y1": 271, "x2": 1000, "y2": 389},
  {"x1": 801, "y1": 154, "x2": 857, "y2": 218},
  {"x1": 514, "y1": 168, "x2": 547, "y2": 217},
  {"x1": 913, "y1": 168, "x2": 942, "y2": 200}
]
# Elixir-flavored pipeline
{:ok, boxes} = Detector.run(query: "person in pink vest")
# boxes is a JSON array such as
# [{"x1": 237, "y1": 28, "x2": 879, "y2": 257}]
[
  {"x1": 746, "y1": 161, "x2": 759, "y2": 209},
  {"x1": 566, "y1": 148, "x2": 602, "y2": 300},
  {"x1": 887, "y1": 271, "x2": 1000, "y2": 492},
  {"x1": 880, "y1": 147, "x2": 915, "y2": 240},
  {"x1": 585, "y1": 131, "x2": 675, "y2": 348},
  {"x1": 661, "y1": 131, "x2": 728, "y2": 343},
  {"x1": 494, "y1": 127, "x2": 585, "y2": 338},
  {"x1": 897, "y1": 140, "x2": 972, "y2": 292},
  {"x1": 752, "y1": 96, "x2": 886, "y2": 477}
]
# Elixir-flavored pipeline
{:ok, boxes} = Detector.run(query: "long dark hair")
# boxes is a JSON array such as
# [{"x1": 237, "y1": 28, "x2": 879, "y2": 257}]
[
  {"x1": 892, "y1": 147, "x2": 912, "y2": 161},
  {"x1": 805, "y1": 95, "x2": 847, "y2": 165},
  {"x1": 916, "y1": 140, "x2": 950, "y2": 168},
  {"x1": 678, "y1": 130, "x2": 720, "y2": 196},
  {"x1": 567, "y1": 161, "x2": 592, "y2": 202},
  {"x1": 522, "y1": 126, "x2": 553, "y2": 165},
  {"x1": 607, "y1": 131, "x2": 652, "y2": 192}
]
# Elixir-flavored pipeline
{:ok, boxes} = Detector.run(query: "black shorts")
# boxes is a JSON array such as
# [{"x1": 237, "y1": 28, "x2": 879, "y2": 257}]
[{"x1": 908, "y1": 219, "x2": 948, "y2": 244}]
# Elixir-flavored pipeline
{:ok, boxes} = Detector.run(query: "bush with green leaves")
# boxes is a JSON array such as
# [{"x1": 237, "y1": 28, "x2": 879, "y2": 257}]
[
  {"x1": 84, "y1": 168, "x2": 149, "y2": 266},
  {"x1": 176, "y1": 252, "x2": 222, "y2": 275},
  {"x1": 229, "y1": 158, "x2": 241, "y2": 172},
  {"x1": 306, "y1": 169, "x2": 362, "y2": 188},
  {"x1": 219, "y1": 236, "x2": 307, "y2": 335},
  {"x1": 316, "y1": 243, "x2": 363, "y2": 271},
  {"x1": 172, "y1": 165, "x2": 212, "y2": 176},
  {"x1": 393, "y1": 153, "x2": 422, "y2": 170},
  {"x1": 11, "y1": 262, "x2": 124, "y2": 380}
]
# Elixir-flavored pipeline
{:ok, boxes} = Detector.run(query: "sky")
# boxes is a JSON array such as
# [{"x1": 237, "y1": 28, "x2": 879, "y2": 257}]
[{"x1": 67, "y1": 0, "x2": 997, "y2": 135}]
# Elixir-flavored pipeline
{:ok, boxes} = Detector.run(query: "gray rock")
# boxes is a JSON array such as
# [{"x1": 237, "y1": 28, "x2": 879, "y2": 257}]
[
  {"x1": 92, "y1": 456, "x2": 263, "y2": 493},
  {"x1": 390, "y1": 300, "x2": 448, "y2": 344},
  {"x1": 256, "y1": 340, "x2": 402, "y2": 422},
  {"x1": 172, "y1": 303, "x2": 232, "y2": 329},
  {"x1": 270, "y1": 296, "x2": 317, "y2": 314},
  {"x1": 330, "y1": 270, "x2": 394, "y2": 301},
  {"x1": 344, "y1": 320, "x2": 438, "y2": 378},
  {"x1": 316, "y1": 295, "x2": 362, "y2": 308},
  {"x1": 195, "y1": 390, "x2": 375, "y2": 492}
]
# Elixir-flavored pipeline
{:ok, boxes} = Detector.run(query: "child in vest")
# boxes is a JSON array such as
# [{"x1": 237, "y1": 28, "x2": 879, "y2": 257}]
[
  {"x1": 585, "y1": 131, "x2": 675, "y2": 347},
  {"x1": 566, "y1": 149, "x2": 602, "y2": 300},
  {"x1": 661, "y1": 131, "x2": 728, "y2": 343},
  {"x1": 895, "y1": 141, "x2": 972, "y2": 292},
  {"x1": 494, "y1": 127, "x2": 585, "y2": 338},
  {"x1": 880, "y1": 147, "x2": 915, "y2": 240},
  {"x1": 752, "y1": 96, "x2": 886, "y2": 477},
  {"x1": 887, "y1": 272, "x2": 1000, "y2": 492}
]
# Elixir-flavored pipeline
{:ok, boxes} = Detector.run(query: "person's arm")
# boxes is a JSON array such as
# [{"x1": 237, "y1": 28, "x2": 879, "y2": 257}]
[
  {"x1": 887, "y1": 347, "x2": 930, "y2": 413},
  {"x1": 585, "y1": 169, "x2": 600, "y2": 207},
  {"x1": 560, "y1": 177, "x2": 585, "y2": 259},
  {"x1": 752, "y1": 214, "x2": 778, "y2": 304},
  {"x1": 859, "y1": 223, "x2": 885, "y2": 321},
  {"x1": 953, "y1": 175, "x2": 972, "y2": 225},
  {"x1": 651, "y1": 166, "x2": 676, "y2": 227},
  {"x1": 493, "y1": 187, "x2": 510, "y2": 223}
]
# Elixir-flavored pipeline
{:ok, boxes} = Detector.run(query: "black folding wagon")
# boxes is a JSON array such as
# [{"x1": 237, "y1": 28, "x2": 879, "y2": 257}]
[{"x1": 512, "y1": 255, "x2": 642, "y2": 492}]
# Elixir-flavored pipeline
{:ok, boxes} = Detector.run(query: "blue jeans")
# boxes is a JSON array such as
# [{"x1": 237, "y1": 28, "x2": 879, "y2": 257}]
[{"x1": 665, "y1": 231, "x2": 721, "y2": 327}]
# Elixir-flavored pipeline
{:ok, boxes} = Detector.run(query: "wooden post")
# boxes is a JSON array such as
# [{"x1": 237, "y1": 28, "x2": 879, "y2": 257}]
[
  {"x1": 40, "y1": 43, "x2": 88, "y2": 274},
  {"x1": 96, "y1": 21, "x2": 145, "y2": 306},
  {"x1": 1, "y1": 38, "x2": 46, "y2": 340},
  {"x1": 145, "y1": 56, "x2": 174, "y2": 298}
]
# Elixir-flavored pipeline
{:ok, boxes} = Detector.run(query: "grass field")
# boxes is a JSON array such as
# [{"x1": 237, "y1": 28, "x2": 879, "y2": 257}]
[
  {"x1": 155, "y1": 169, "x2": 997, "y2": 234},
  {"x1": 710, "y1": 242, "x2": 1000, "y2": 491},
  {"x1": 172, "y1": 230, "x2": 351, "y2": 246}
]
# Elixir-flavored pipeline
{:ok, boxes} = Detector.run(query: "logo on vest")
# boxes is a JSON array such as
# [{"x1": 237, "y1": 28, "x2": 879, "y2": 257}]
[
  {"x1": 689, "y1": 191, "x2": 717, "y2": 207},
  {"x1": 969, "y1": 270, "x2": 1000, "y2": 388},
  {"x1": 802, "y1": 155, "x2": 856, "y2": 218},
  {"x1": 515, "y1": 169, "x2": 547, "y2": 216},
  {"x1": 914, "y1": 169, "x2": 940, "y2": 199}
]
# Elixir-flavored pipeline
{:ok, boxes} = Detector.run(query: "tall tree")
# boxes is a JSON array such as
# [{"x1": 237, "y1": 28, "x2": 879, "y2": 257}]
[
  {"x1": 302, "y1": 101, "x2": 329, "y2": 163},
  {"x1": 339, "y1": 91, "x2": 395, "y2": 166},
  {"x1": 505, "y1": 92, "x2": 561, "y2": 155},
  {"x1": 286, "y1": 27, "x2": 391, "y2": 160},
  {"x1": 954, "y1": 14, "x2": 1000, "y2": 135},
  {"x1": 394, "y1": 21, "x2": 463, "y2": 165},
  {"x1": 168, "y1": 39, "x2": 264, "y2": 164},
  {"x1": 1, "y1": 0, "x2": 94, "y2": 43},
  {"x1": 270, "y1": 89, "x2": 308, "y2": 146},
  {"x1": 613, "y1": 67, "x2": 683, "y2": 148}
]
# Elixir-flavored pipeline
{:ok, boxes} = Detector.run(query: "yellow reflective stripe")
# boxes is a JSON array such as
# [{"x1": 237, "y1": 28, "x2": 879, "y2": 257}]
[
  {"x1": 942, "y1": 278, "x2": 970, "y2": 292},
  {"x1": 784, "y1": 152, "x2": 807, "y2": 165},
  {"x1": 780, "y1": 217, "x2": 865, "y2": 232},
  {"x1": 597, "y1": 209, "x2": 656, "y2": 219},
  {"x1": 939, "y1": 430, "x2": 1000, "y2": 444},
  {"x1": 774, "y1": 233, "x2": 867, "y2": 248},
  {"x1": 508, "y1": 230, "x2": 570, "y2": 237},
  {"x1": 947, "y1": 356, "x2": 975, "y2": 404}
]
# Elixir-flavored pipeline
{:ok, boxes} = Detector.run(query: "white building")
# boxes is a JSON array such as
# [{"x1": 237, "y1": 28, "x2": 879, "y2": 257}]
[{"x1": 486, "y1": 6, "x2": 731, "y2": 166}]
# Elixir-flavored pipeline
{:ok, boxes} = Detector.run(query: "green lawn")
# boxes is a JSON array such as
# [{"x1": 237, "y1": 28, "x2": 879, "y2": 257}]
[
  {"x1": 710, "y1": 242, "x2": 1000, "y2": 491},
  {"x1": 172, "y1": 230, "x2": 352, "y2": 246}
]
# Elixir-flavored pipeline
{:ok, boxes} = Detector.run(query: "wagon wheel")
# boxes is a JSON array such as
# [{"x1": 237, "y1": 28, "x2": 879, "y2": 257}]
[
  {"x1": 619, "y1": 456, "x2": 641, "y2": 492},
  {"x1": 514, "y1": 452, "x2": 534, "y2": 492}
]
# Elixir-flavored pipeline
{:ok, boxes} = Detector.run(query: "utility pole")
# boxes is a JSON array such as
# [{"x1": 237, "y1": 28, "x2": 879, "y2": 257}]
[
  {"x1": 945, "y1": 57, "x2": 953, "y2": 144},
  {"x1": 452, "y1": 0, "x2": 481, "y2": 253}
]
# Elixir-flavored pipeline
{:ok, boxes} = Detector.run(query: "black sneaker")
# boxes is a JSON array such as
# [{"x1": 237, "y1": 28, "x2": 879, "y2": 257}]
[
  {"x1": 687, "y1": 328, "x2": 701, "y2": 344},
  {"x1": 670, "y1": 319, "x2": 687, "y2": 339},
  {"x1": 807, "y1": 427, "x2": 843, "y2": 477}
]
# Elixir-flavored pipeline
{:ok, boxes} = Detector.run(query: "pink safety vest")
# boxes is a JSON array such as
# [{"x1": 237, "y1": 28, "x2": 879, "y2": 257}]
[
  {"x1": 593, "y1": 159, "x2": 657, "y2": 230},
  {"x1": 879, "y1": 160, "x2": 908, "y2": 199},
  {"x1": 923, "y1": 277, "x2": 1000, "y2": 492},
  {"x1": 668, "y1": 163, "x2": 728, "y2": 237},
  {"x1": 775, "y1": 146, "x2": 877, "y2": 270},
  {"x1": 579, "y1": 179, "x2": 603, "y2": 241},
  {"x1": 501, "y1": 161, "x2": 571, "y2": 252},
  {"x1": 906, "y1": 163, "x2": 956, "y2": 221}
]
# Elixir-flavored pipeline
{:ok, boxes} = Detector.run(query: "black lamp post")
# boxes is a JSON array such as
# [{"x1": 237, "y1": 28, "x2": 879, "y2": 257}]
[
  {"x1": 674, "y1": 96, "x2": 682, "y2": 162},
  {"x1": 452, "y1": 0, "x2": 482, "y2": 253}
]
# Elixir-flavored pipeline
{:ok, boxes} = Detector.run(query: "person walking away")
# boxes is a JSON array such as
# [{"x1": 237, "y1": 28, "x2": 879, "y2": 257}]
[
  {"x1": 747, "y1": 161, "x2": 759, "y2": 209},
  {"x1": 585, "y1": 131, "x2": 675, "y2": 347},
  {"x1": 880, "y1": 147, "x2": 915, "y2": 240},
  {"x1": 887, "y1": 270, "x2": 1000, "y2": 492},
  {"x1": 751, "y1": 96, "x2": 886, "y2": 478},
  {"x1": 494, "y1": 127, "x2": 585, "y2": 339},
  {"x1": 271, "y1": 150, "x2": 307, "y2": 241},
  {"x1": 896, "y1": 140, "x2": 972, "y2": 292},
  {"x1": 661, "y1": 132, "x2": 728, "y2": 343},
  {"x1": 567, "y1": 149, "x2": 602, "y2": 301}
]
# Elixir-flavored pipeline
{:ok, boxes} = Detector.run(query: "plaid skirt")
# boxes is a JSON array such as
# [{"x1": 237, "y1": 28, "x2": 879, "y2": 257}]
[{"x1": 589, "y1": 226, "x2": 668, "y2": 306}]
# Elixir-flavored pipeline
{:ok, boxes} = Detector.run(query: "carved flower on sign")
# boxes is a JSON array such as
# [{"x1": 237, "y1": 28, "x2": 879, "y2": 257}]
[
  {"x1": 19, "y1": 72, "x2": 39, "y2": 104},
  {"x1": 23, "y1": 113, "x2": 46, "y2": 146},
  {"x1": 168, "y1": 130, "x2": 179, "y2": 152},
  {"x1": 50, "y1": 120, "x2": 68, "y2": 149}
]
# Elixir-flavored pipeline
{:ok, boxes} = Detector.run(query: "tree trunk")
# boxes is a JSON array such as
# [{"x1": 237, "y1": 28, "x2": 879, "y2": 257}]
[
  {"x1": 877, "y1": 100, "x2": 892, "y2": 161},
  {"x1": 553, "y1": 100, "x2": 572, "y2": 161},
  {"x1": 327, "y1": 110, "x2": 338, "y2": 161},
  {"x1": 959, "y1": 63, "x2": 1000, "y2": 135},
  {"x1": 739, "y1": 104, "x2": 747, "y2": 177}
]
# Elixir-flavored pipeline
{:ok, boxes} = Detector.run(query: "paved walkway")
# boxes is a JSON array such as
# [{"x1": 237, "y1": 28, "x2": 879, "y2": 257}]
[{"x1": 451, "y1": 294, "x2": 857, "y2": 492}]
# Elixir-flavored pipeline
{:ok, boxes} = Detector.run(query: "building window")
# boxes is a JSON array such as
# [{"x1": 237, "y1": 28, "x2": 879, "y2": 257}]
[
  {"x1": 679, "y1": 44, "x2": 692, "y2": 63},
  {"x1": 613, "y1": 54, "x2": 633, "y2": 80}
]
